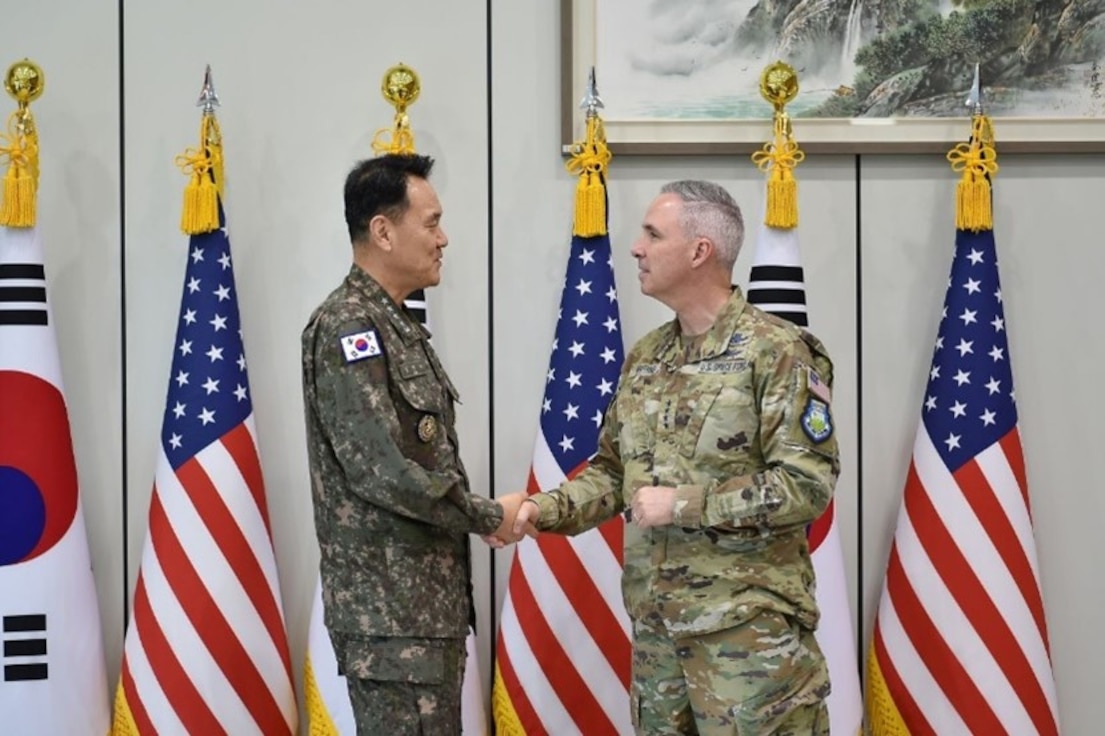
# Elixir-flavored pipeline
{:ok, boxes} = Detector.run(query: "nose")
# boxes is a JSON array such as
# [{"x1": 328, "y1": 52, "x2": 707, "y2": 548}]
[
  {"x1": 438, "y1": 227, "x2": 448, "y2": 248},
  {"x1": 630, "y1": 237, "x2": 645, "y2": 260}
]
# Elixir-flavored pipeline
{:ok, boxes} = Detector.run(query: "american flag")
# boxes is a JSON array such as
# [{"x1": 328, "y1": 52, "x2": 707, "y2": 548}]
[
  {"x1": 747, "y1": 219, "x2": 863, "y2": 736},
  {"x1": 493, "y1": 231, "x2": 631, "y2": 735},
  {"x1": 866, "y1": 225, "x2": 1059, "y2": 735},
  {"x1": 112, "y1": 207, "x2": 297, "y2": 734}
]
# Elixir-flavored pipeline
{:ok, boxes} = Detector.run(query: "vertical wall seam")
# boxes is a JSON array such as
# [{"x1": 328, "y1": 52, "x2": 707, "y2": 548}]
[
  {"x1": 485, "y1": 0, "x2": 498, "y2": 699},
  {"x1": 118, "y1": 0, "x2": 129, "y2": 633},
  {"x1": 854, "y1": 153, "x2": 864, "y2": 676}
]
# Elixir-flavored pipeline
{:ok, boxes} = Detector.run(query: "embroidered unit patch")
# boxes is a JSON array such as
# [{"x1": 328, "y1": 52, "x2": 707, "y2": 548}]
[{"x1": 801, "y1": 398, "x2": 833, "y2": 443}]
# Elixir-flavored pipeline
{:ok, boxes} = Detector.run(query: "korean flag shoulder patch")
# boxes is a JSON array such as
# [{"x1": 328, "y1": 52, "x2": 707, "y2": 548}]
[{"x1": 340, "y1": 329, "x2": 382, "y2": 363}]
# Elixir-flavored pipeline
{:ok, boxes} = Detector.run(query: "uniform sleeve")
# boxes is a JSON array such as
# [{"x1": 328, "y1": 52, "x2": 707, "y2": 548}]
[
  {"x1": 532, "y1": 378, "x2": 627, "y2": 536},
  {"x1": 307, "y1": 315, "x2": 502, "y2": 536},
  {"x1": 672, "y1": 337, "x2": 840, "y2": 532}
]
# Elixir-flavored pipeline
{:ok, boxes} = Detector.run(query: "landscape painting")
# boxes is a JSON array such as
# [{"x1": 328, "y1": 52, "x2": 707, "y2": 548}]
[{"x1": 568, "y1": 0, "x2": 1105, "y2": 152}]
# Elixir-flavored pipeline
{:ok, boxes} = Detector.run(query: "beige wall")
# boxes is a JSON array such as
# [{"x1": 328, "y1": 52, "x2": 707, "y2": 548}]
[{"x1": 15, "y1": 0, "x2": 1104, "y2": 732}]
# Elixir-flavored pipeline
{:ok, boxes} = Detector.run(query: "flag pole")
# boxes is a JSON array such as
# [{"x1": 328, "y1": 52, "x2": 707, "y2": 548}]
[
  {"x1": 751, "y1": 61, "x2": 803, "y2": 229},
  {"x1": 0, "y1": 59, "x2": 43, "y2": 227},
  {"x1": 566, "y1": 66, "x2": 610, "y2": 238},
  {"x1": 176, "y1": 64, "x2": 223, "y2": 235},
  {"x1": 947, "y1": 63, "x2": 998, "y2": 233},
  {"x1": 371, "y1": 62, "x2": 420, "y2": 156}
]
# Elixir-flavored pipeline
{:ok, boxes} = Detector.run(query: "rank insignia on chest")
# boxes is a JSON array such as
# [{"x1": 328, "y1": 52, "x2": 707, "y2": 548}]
[
  {"x1": 417, "y1": 414, "x2": 437, "y2": 442},
  {"x1": 801, "y1": 399, "x2": 833, "y2": 443},
  {"x1": 340, "y1": 329, "x2": 382, "y2": 363}
]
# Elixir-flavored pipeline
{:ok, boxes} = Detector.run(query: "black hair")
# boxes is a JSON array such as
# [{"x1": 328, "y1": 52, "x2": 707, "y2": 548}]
[{"x1": 343, "y1": 153, "x2": 435, "y2": 243}]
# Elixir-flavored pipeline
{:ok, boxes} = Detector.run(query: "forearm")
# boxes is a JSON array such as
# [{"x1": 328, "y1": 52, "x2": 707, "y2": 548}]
[
  {"x1": 532, "y1": 466, "x2": 623, "y2": 535},
  {"x1": 671, "y1": 460, "x2": 834, "y2": 532}
]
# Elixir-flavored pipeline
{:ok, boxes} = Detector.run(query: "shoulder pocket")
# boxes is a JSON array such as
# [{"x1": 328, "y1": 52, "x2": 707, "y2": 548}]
[{"x1": 679, "y1": 384, "x2": 755, "y2": 458}]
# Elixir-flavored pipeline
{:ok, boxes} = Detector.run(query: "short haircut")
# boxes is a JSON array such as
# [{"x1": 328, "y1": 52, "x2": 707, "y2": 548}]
[
  {"x1": 659, "y1": 180, "x2": 745, "y2": 270},
  {"x1": 344, "y1": 153, "x2": 435, "y2": 243}
]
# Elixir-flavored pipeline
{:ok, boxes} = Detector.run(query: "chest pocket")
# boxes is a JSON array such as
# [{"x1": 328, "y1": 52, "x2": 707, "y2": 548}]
[
  {"x1": 678, "y1": 382, "x2": 757, "y2": 459},
  {"x1": 393, "y1": 350, "x2": 449, "y2": 416},
  {"x1": 617, "y1": 373, "x2": 659, "y2": 460}
]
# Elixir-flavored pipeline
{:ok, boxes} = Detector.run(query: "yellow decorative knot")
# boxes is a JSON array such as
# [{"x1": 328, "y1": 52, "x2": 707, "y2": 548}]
[
  {"x1": 0, "y1": 109, "x2": 39, "y2": 227},
  {"x1": 751, "y1": 114, "x2": 804, "y2": 229},
  {"x1": 371, "y1": 112, "x2": 416, "y2": 156},
  {"x1": 565, "y1": 116, "x2": 611, "y2": 237},
  {"x1": 946, "y1": 115, "x2": 997, "y2": 232},
  {"x1": 175, "y1": 114, "x2": 224, "y2": 234}
]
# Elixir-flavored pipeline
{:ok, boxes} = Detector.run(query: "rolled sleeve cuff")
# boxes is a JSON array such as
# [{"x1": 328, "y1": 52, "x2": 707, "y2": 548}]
[
  {"x1": 531, "y1": 493, "x2": 562, "y2": 531},
  {"x1": 672, "y1": 485, "x2": 705, "y2": 528},
  {"x1": 471, "y1": 494, "x2": 505, "y2": 535}
]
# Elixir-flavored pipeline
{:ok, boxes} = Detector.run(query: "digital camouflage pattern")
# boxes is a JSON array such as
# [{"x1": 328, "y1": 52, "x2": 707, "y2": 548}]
[
  {"x1": 336, "y1": 635, "x2": 466, "y2": 736},
  {"x1": 531, "y1": 286, "x2": 839, "y2": 731},
  {"x1": 301, "y1": 265, "x2": 502, "y2": 657}
]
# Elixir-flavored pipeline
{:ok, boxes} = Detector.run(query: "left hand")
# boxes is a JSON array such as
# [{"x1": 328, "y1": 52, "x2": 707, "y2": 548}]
[
  {"x1": 630, "y1": 486, "x2": 676, "y2": 529},
  {"x1": 482, "y1": 491, "x2": 538, "y2": 548}
]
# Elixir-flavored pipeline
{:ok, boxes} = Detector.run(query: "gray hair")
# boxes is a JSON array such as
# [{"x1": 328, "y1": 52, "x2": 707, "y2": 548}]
[{"x1": 660, "y1": 180, "x2": 745, "y2": 270}]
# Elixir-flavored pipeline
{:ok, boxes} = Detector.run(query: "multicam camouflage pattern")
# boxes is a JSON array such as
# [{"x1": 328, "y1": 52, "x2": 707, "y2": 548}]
[
  {"x1": 301, "y1": 265, "x2": 503, "y2": 645},
  {"x1": 632, "y1": 612, "x2": 829, "y2": 735},
  {"x1": 336, "y1": 635, "x2": 466, "y2": 736},
  {"x1": 531, "y1": 286, "x2": 839, "y2": 728}
]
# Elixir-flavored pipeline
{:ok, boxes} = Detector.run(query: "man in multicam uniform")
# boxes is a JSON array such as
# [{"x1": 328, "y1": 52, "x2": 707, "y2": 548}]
[
  {"x1": 302, "y1": 154, "x2": 528, "y2": 736},
  {"x1": 510, "y1": 180, "x2": 839, "y2": 735}
]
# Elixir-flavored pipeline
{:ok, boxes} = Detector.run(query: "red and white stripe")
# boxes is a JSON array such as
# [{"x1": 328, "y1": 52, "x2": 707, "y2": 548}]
[
  {"x1": 495, "y1": 432, "x2": 632, "y2": 735},
  {"x1": 871, "y1": 424, "x2": 1059, "y2": 735},
  {"x1": 118, "y1": 419, "x2": 296, "y2": 734}
]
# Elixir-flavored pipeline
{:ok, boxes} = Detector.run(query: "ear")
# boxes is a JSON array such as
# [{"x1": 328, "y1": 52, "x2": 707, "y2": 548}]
[
  {"x1": 690, "y1": 237, "x2": 715, "y2": 268},
  {"x1": 369, "y1": 214, "x2": 393, "y2": 252}
]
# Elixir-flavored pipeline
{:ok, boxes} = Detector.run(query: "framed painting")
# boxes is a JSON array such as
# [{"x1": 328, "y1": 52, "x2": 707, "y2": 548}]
[{"x1": 562, "y1": 0, "x2": 1105, "y2": 154}]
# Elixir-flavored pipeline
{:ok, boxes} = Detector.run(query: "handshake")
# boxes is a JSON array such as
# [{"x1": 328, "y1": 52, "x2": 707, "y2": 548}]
[
  {"x1": 483, "y1": 491, "x2": 540, "y2": 549},
  {"x1": 480, "y1": 485, "x2": 679, "y2": 549}
]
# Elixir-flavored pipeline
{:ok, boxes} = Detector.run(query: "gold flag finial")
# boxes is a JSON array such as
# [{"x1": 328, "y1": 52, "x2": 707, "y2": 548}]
[
  {"x1": 565, "y1": 66, "x2": 611, "y2": 237},
  {"x1": 1, "y1": 59, "x2": 44, "y2": 227},
  {"x1": 751, "y1": 61, "x2": 804, "y2": 229},
  {"x1": 175, "y1": 64, "x2": 224, "y2": 234},
  {"x1": 947, "y1": 63, "x2": 997, "y2": 232},
  {"x1": 372, "y1": 63, "x2": 420, "y2": 155}
]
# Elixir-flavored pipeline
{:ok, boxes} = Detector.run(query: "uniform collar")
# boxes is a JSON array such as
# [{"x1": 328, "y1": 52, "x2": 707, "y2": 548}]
[
  {"x1": 658, "y1": 286, "x2": 748, "y2": 367},
  {"x1": 345, "y1": 265, "x2": 430, "y2": 344}
]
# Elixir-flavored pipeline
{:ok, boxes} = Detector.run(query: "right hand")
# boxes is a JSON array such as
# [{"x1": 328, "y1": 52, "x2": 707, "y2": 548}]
[
  {"x1": 483, "y1": 492, "x2": 538, "y2": 548},
  {"x1": 512, "y1": 498, "x2": 541, "y2": 538}
]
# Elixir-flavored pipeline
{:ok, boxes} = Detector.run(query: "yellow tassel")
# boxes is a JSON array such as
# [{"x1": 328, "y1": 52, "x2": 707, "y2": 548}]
[
  {"x1": 566, "y1": 116, "x2": 611, "y2": 237},
  {"x1": 751, "y1": 113, "x2": 803, "y2": 229},
  {"x1": 947, "y1": 115, "x2": 997, "y2": 232},
  {"x1": 176, "y1": 114, "x2": 223, "y2": 234},
  {"x1": 0, "y1": 109, "x2": 39, "y2": 228},
  {"x1": 766, "y1": 176, "x2": 797, "y2": 229}
]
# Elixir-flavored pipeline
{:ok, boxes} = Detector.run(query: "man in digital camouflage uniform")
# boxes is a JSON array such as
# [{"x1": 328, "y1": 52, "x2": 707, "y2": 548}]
[
  {"x1": 511, "y1": 180, "x2": 839, "y2": 735},
  {"x1": 302, "y1": 154, "x2": 527, "y2": 735}
]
